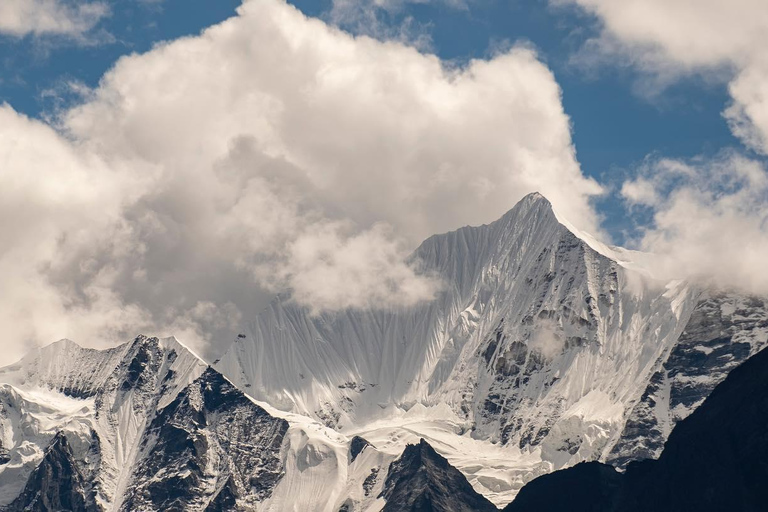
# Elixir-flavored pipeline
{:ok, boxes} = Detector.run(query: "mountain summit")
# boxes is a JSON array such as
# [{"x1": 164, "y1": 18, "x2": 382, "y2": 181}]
[
  {"x1": 213, "y1": 192, "x2": 698, "y2": 502},
  {"x1": 214, "y1": 192, "x2": 768, "y2": 505}
]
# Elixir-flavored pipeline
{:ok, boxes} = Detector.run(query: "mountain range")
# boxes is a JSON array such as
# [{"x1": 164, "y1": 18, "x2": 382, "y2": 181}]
[{"x1": 1, "y1": 193, "x2": 765, "y2": 511}]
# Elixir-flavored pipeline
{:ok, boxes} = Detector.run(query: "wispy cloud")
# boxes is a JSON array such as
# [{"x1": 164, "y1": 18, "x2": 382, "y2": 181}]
[
  {"x1": 0, "y1": 0, "x2": 109, "y2": 40},
  {"x1": 553, "y1": 0, "x2": 768, "y2": 296},
  {"x1": 555, "y1": 0, "x2": 768, "y2": 154}
]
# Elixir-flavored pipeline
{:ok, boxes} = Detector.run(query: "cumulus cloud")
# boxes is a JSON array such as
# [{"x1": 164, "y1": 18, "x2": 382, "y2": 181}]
[
  {"x1": 1, "y1": 0, "x2": 602, "y2": 365},
  {"x1": 64, "y1": 0, "x2": 601, "y2": 238},
  {"x1": 0, "y1": 0, "x2": 109, "y2": 39},
  {"x1": 621, "y1": 152, "x2": 768, "y2": 294},
  {"x1": 0, "y1": 105, "x2": 149, "y2": 365},
  {"x1": 556, "y1": 0, "x2": 768, "y2": 154}
]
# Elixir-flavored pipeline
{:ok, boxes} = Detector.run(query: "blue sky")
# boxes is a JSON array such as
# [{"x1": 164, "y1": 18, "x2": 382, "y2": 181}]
[
  {"x1": 0, "y1": 0, "x2": 240, "y2": 116},
  {"x1": 0, "y1": 0, "x2": 745, "y2": 242}
]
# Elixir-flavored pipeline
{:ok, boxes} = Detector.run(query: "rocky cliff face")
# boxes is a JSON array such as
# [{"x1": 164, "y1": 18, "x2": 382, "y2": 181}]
[
  {"x1": 608, "y1": 291, "x2": 768, "y2": 468},
  {"x1": 7, "y1": 433, "x2": 98, "y2": 512},
  {"x1": 504, "y1": 342, "x2": 768, "y2": 512},
  {"x1": 121, "y1": 368, "x2": 288, "y2": 511}
]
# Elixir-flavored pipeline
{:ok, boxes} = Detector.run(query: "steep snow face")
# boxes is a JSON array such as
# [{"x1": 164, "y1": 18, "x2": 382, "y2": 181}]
[
  {"x1": 88, "y1": 335, "x2": 210, "y2": 508},
  {"x1": 215, "y1": 193, "x2": 700, "y2": 502},
  {"x1": 0, "y1": 339, "x2": 128, "y2": 399}
]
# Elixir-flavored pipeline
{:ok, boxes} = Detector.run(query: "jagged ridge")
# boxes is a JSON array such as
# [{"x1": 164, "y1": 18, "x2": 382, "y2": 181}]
[
  {"x1": 3, "y1": 193, "x2": 768, "y2": 510},
  {"x1": 0, "y1": 336, "x2": 289, "y2": 511}
]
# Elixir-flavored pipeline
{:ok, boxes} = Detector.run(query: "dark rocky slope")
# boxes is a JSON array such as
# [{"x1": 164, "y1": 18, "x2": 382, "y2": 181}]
[
  {"x1": 3, "y1": 337, "x2": 289, "y2": 512},
  {"x1": 380, "y1": 439, "x2": 497, "y2": 512},
  {"x1": 6, "y1": 433, "x2": 97, "y2": 512},
  {"x1": 121, "y1": 368, "x2": 288, "y2": 511},
  {"x1": 504, "y1": 345, "x2": 768, "y2": 512}
]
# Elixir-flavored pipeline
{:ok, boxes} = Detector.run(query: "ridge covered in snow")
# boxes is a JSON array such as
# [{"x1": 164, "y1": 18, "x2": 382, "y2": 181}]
[
  {"x1": 2, "y1": 193, "x2": 767, "y2": 510},
  {"x1": 0, "y1": 335, "x2": 290, "y2": 511},
  {"x1": 214, "y1": 192, "x2": 706, "y2": 503}
]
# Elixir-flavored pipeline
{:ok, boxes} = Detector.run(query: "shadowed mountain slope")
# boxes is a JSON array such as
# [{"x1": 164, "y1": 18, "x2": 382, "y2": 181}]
[{"x1": 504, "y1": 345, "x2": 768, "y2": 512}]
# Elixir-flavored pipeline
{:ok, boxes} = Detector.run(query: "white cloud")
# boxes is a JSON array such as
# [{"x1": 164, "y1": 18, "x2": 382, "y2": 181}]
[
  {"x1": 725, "y1": 59, "x2": 768, "y2": 154},
  {"x1": 0, "y1": 0, "x2": 109, "y2": 38},
  {"x1": 621, "y1": 177, "x2": 659, "y2": 207},
  {"x1": 327, "y1": 0, "x2": 470, "y2": 49},
  {"x1": 557, "y1": 0, "x2": 768, "y2": 154},
  {"x1": 621, "y1": 152, "x2": 768, "y2": 294},
  {"x1": 65, "y1": 0, "x2": 601, "y2": 238},
  {"x1": 258, "y1": 223, "x2": 443, "y2": 314},
  {"x1": 0, "y1": 105, "x2": 149, "y2": 364},
  {"x1": 1, "y1": 0, "x2": 602, "y2": 365},
  {"x1": 529, "y1": 319, "x2": 564, "y2": 359},
  {"x1": 558, "y1": 0, "x2": 768, "y2": 296}
]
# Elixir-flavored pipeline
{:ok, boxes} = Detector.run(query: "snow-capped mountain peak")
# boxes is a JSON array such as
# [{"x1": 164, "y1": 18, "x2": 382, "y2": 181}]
[
  {"x1": 213, "y1": 192, "x2": 704, "y2": 503},
  {"x1": 3, "y1": 193, "x2": 767, "y2": 510}
]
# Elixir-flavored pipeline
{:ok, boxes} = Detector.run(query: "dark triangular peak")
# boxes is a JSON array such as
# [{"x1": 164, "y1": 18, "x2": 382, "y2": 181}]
[
  {"x1": 379, "y1": 438, "x2": 497, "y2": 512},
  {"x1": 504, "y1": 346, "x2": 768, "y2": 512},
  {"x1": 349, "y1": 436, "x2": 373, "y2": 464},
  {"x1": 122, "y1": 367, "x2": 289, "y2": 511},
  {"x1": 7, "y1": 432, "x2": 98, "y2": 512}
]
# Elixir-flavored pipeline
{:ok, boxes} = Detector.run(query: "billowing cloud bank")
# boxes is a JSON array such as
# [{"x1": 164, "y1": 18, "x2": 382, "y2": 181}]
[{"x1": 0, "y1": 0, "x2": 601, "y2": 364}]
